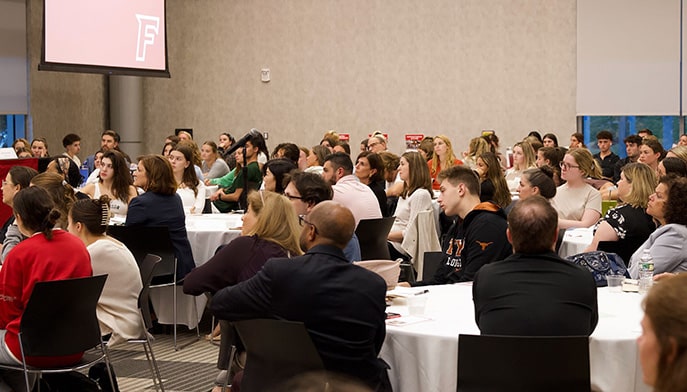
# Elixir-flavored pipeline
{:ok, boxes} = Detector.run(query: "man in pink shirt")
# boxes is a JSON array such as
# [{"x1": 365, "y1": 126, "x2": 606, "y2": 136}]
[{"x1": 322, "y1": 152, "x2": 382, "y2": 226}]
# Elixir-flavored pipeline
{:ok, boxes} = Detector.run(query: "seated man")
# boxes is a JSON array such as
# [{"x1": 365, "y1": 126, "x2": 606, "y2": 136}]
[
  {"x1": 284, "y1": 170, "x2": 360, "y2": 262},
  {"x1": 211, "y1": 135, "x2": 263, "y2": 212},
  {"x1": 473, "y1": 195, "x2": 599, "y2": 336},
  {"x1": 210, "y1": 201, "x2": 390, "y2": 390},
  {"x1": 409, "y1": 165, "x2": 511, "y2": 286}
]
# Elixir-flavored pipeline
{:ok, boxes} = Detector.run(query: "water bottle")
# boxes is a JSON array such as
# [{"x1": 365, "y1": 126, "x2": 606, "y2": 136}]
[{"x1": 638, "y1": 249, "x2": 654, "y2": 294}]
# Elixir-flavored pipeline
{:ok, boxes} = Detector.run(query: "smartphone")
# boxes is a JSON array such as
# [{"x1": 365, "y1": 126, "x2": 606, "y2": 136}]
[{"x1": 386, "y1": 312, "x2": 401, "y2": 319}]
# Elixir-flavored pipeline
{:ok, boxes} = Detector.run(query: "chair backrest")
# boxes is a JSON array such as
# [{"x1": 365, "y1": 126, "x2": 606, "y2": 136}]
[
  {"x1": 137, "y1": 254, "x2": 163, "y2": 330},
  {"x1": 355, "y1": 216, "x2": 396, "y2": 261},
  {"x1": 234, "y1": 319, "x2": 326, "y2": 392},
  {"x1": 422, "y1": 251, "x2": 444, "y2": 281},
  {"x1": 353, "y1": 259, "x2": 401, "y2": 289},
  {"x1": 457, "y1": 334, "x2": 591, "y2": 392},
  {"x1": 108, "y1": 226, "x2": 176, "y2": 280},
  {"x1": 20, "y1": 275, "x2": 108, "y2": 357}
]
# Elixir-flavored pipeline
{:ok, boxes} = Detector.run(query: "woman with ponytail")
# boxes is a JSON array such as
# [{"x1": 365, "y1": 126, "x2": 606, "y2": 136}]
[
  {"x1": 552, "y1": 148, "x2": 603, "y2": 229},
  {"x1": 68, "y1": 196, "x2": 143, "y2": 346},
  {"x1": 0, "y1": 187, "x2": 91, "y2": 388}
]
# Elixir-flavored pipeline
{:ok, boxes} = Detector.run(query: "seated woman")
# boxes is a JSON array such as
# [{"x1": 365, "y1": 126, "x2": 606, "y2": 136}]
[
  {"x1": 462, "y1": 137, "x2": 490, "y2": 170},
  {"x1": 0, "y1": 187, "x2": 91, "y2": 390},
  {"x1": 262, "y1": 158, "x2": 297, "y2": 194},
  {"x1": 183, "y1": 191, "x2": 302, "y2": 392},
  {"x1": 516, "y1": 166, "x2": 557, "y2": 201},
  {"x1": 0, "y1": 166, "x2": 38, "y2": 262},
  {"x1": 201, "y1": 141, "x2": 230, "y2": 181},
  {"x1": 658, "y1": 157, "x2": 687, "y2": 177},
  {"x1": 81, "y1": 150, "x2": 138, "y2": 218},
  {"x1": 475, "y1": 151, "x2": 511, "y2": 209},
  {"x1": 585, "y1": 163, "x2": 657, "y2": 259},
  {"x1": 639, "y1": 273, "x2": 687, "y2": 391},
  {"x1": 355, "y1": 151, "x2": 388, "y2": 217},
  {"x1": 388, "y1": 151, "x2": 434, "y2": 260},
  {"x1": 126, "y1": 155, "x2": 195, "y2": 279},
  {"x1": 170, "y1": 145, "x2": 206, "y2": 215},
  {"x1": 428, "y1": 135, "x2": 463, "y2": 190},
  {"x1": 505, "y1": 140, "x2": 537, "y2": 192},
  {"x1": 552, "y1": 148, "x2": 602, "y2": 229},
  {"x1": 536, "y1": 146, "x2": 565, "y2": 186},
  {"x1": 30, "y1": 172, "x2": 76, "y2": 229},
  {"x1": 184, "y1": 191, "x2": 302, "y2": 295},
  {"x1": 628, "y1": 176, "x2": 687, "y2": 278},
  {"x1": 68, "y1": 196, "x2": 143, "y2": 346},
  {"x1": 305, "y1": 145, "x2": 329, "y2": 175}
]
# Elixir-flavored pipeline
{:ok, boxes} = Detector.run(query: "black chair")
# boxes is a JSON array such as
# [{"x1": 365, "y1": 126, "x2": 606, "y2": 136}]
[
  {"x1": 128, "y1": 254, "x2": 165, "y2": 392},
  {"x1": 422, "y1": 251, "x2": 444, "y2": 281},
  {"x1": 356, "y1": 217, "x2": 396, "y2": 260},
  {"x1": 108, "y1": 225, "x2": 199, "y2": 350},
  {"x1": 234, "y1": 319, "x2": 326, "y2": 392},
  {"x1": 457, "y1": 334, "x2": 591, "y2": 392},
  {"x1": 0, "y1": 275, "x2": 114, "y2": 392}
]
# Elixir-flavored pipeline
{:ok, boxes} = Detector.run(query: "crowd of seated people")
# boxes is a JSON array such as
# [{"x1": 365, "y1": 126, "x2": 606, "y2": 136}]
[{"x1": 6, "y1": 126, "x2": 687, "y2": 391}]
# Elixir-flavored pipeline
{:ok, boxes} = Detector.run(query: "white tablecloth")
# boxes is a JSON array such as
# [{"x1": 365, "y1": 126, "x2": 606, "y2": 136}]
[
  {"x1": 150, "y1": 213, "x2": 243, "y2": 329},
  {"x1": 559, "y1": 227, "x2": 594, "y2": 258},
  {"x1": 381, "y1": 284, "x2": 650, "y2": 392}
]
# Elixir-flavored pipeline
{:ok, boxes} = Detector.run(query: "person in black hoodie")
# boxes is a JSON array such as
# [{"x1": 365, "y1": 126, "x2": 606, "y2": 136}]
[{"x1": 407, "y1": 165, "x2": 512, "y2": 286}]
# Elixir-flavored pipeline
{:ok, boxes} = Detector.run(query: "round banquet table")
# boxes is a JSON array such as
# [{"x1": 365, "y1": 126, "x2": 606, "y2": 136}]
[
  {"x1": 149, "y1": 213, "x2": 243, "y2": 329},
  {"x1": 381, "y1": 283, "x2": 650, "y2": 392}
]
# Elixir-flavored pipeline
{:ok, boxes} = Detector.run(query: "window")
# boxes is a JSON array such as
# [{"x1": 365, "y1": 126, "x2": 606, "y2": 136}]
[
  {"x1": 580, "y1": 115, "x2": 682, "y2": 157},
  {"x1": 0, "y1": 115, "x2": 27, "y2": 147}
]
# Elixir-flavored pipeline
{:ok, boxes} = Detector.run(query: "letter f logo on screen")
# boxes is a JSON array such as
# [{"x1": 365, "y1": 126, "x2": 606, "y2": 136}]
[{"x1": 135, "y1": 14, "x2": 160, "y2": 62}]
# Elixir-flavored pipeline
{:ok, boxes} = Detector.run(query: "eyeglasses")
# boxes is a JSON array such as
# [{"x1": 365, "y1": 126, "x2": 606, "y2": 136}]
[
  {"x1": 298, "y1": 214, "x2": 318, "y2": 234},
  {"x1": 367, "y1": 142, "x2": 380, "y2": 150},
  {"x1": 559, "y1": 162, "x2": 580, "y2": 170},
  {"x1": 285, "y1": 193, "x2": 304, "y2": 201}
]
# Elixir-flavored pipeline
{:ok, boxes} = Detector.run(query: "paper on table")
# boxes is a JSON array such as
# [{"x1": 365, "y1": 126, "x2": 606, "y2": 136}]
[
  {"x1": 386, "y1": 287, "x2": 430, "y2": 298},
  {"x1": 386, "y1": 316, "x2": 432, "y2": 327}
]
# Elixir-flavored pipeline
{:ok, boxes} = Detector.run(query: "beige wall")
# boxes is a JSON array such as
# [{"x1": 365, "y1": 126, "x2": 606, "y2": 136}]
[{"x1": 28, "y1": 0, "x2": 577, "y2": 158}]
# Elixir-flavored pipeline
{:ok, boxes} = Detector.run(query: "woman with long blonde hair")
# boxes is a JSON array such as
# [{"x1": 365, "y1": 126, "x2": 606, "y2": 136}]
[
  {"x1": 552, "y1": 148, "x2": 602, "y2": 229},
  {"x1": 463, "y1": 137, "x2": 490, "y2": 170},
  {"x1": 586, "y1": 163, "x2": 657, "y2": 256},
  {"x1": 428, "y1": 135, "x2": 463, "y2": 190},
  {"x1": 184, "y1": 190, "x2": 302, "y2": 294},
  {"x1": 505, "y1": 140, "x2": 537, "y2": 192}
]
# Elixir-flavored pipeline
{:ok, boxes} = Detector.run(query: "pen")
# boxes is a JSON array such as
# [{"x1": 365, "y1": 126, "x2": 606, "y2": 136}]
[{"x1": 414, "y1": 290, "x2": 429, "y2": 296}]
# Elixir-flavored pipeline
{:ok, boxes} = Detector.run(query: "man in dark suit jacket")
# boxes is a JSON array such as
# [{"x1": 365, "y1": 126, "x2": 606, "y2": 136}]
[
  {"x1": 472, "y1": 196, "x2": 599, "y2": 336},
  {"x1": 210, "y1": 201, "x2": 390, "y2": 390}
]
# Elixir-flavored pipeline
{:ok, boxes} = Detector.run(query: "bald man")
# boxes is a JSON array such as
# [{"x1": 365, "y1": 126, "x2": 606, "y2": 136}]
[
  {"x1": 472, "y1": 196, "x2": 598, "y2": 336},
  {"x1": 210, "y1": 201, "x2": 390, "y2": 390}
]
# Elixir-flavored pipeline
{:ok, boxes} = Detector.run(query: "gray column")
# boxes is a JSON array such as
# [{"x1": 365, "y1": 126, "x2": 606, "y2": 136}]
[{"x1": 109, "y1": 75, "x2": 143, "y2": 159}]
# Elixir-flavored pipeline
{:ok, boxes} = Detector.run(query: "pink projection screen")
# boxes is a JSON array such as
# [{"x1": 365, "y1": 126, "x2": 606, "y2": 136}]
[{"x1": 40, "y1": 0, "x2": 169, "y2": 77}]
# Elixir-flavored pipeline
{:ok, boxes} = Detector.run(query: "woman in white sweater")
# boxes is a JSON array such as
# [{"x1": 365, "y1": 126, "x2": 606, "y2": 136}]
[
  {"x1": 68, "y1": 195, "x2": 143, "y2": 346},
  {"x1": 170, "y1": 144, "x2": 206, "y2": 214},
  {"x1": 387, "y1": 151, "x2": 434, "y2": 260}
]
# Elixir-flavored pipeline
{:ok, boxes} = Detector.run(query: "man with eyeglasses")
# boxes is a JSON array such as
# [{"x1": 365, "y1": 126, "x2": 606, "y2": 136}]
[
  {"x1": 211, "y1": 201, "x2": 391, "y2": 391},
  {"x1": 367, "y1": 134, "x2": 387, "y2": 153},
  {"x1": 283, "y1": 170, "x2": 361, "y2": 262}
]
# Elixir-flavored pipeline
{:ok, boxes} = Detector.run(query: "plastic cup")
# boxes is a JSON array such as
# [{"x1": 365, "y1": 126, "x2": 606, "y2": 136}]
[
  {"x1": 406, "y1": 295, "x2": 429, "y2": 315},
  {"x1": 606, "y1": 275, "x2": 624, "y2": 293}
]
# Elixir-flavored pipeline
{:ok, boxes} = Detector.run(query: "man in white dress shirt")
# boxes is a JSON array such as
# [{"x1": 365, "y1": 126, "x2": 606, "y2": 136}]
[{"x1": 322, "y1": 152, "x2": 382, "y2": 226}]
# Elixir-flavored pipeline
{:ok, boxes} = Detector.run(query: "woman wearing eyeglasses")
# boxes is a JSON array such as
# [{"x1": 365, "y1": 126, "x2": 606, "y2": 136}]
[{"x1": 552, "y1": 148, "x2": 602, "y2": 229}]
